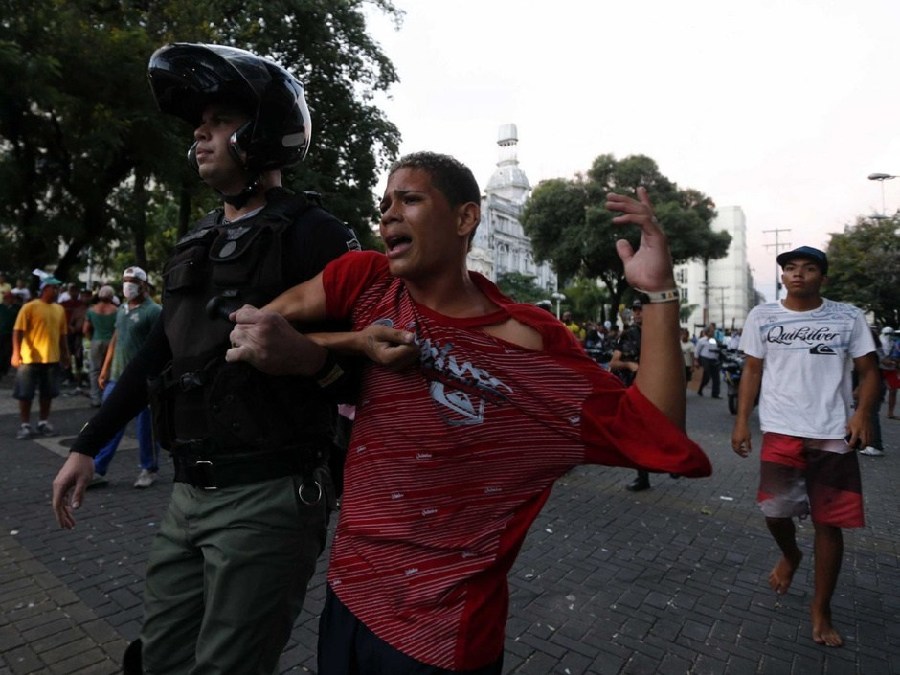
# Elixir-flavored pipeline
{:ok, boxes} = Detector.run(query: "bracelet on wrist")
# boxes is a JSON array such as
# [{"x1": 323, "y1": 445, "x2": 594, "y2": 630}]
[
  {"x1": 634, "y1": 287, "x2": 680, "y2": 304},
  {"x1": 313, "y1": 350, "x2": 345, "y2": 388}
]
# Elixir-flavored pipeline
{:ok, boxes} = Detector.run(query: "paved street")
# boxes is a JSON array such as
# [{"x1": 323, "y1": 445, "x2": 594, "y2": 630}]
[{"x1": 1, "y1": 374, "x2": 898, "y2": 674}]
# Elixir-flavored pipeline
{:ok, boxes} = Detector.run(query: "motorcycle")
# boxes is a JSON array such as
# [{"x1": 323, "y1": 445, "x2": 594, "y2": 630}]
[
  {"x1": 720, "y1": 348, "x2": 744, "y2": 415},
  {"x1": 585, "y1": 346, "x2": 613, "y2": 370}
]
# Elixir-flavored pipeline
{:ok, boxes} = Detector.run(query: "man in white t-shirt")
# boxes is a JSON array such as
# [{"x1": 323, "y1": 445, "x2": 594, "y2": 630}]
[
  {"x1": 731, "y1": 246, "x2": 879, "y2": 649},
  {"x1": 694, "y1": 327, "x2": 720, "y2": 397}
]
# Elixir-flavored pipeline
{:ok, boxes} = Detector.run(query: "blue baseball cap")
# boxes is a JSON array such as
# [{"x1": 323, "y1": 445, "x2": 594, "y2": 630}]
[
  {"x1": 776, "y1": 246, "x2": 828, "y2": 276},
  {"x1": 38, "y1": 276, "x2": 63, "y2": 291}
]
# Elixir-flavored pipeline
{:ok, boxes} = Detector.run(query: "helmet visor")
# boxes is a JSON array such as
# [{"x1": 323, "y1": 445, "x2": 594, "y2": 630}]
[{"x1": 148, "y1": 43, "x2": 263, "y2": 126}]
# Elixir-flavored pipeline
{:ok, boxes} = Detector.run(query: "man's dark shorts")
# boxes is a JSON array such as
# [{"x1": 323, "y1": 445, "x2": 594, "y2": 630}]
[
  {"x1": 318, "y1": 585, "x2": 504, "y2": 675},
  {"x1": 13, "y1": 363, "x2": 61, "y2": 401}
]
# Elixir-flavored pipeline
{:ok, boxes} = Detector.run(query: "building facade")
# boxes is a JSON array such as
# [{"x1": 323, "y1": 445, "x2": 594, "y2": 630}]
[
  {"x1": 468, "y1": 124, "x2": 557, "y2": 293},
  {"x1": 674, "y1": 205, "x2": 756, "y2": 333}
]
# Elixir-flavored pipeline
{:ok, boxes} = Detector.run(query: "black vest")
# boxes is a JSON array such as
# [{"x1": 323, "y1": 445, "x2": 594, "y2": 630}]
[{"x1": 158, "y1": 191, "x2": 335, "y2": 457}]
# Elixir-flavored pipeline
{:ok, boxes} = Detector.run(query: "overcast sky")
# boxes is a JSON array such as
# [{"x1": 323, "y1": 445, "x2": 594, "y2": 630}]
[{"x1": 362, "y1": 0, "x2": 900, "y2": 302}]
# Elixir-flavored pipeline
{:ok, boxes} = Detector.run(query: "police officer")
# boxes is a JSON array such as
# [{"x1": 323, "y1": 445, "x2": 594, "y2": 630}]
[
  {"x1": 610, "y1": 300, "x2": 652, "y2": 491},
  {"x1": 51, "y1": 43, "x2": 359, "y2": 674}
]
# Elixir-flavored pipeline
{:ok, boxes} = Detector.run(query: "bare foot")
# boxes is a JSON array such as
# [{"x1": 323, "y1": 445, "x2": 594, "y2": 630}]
[
  {"x1": 811, "y1": 608, "x2": 844, "y2": 647},
  {"x1": 768, "y1": 551, "x2": 802, "y2": 594}
]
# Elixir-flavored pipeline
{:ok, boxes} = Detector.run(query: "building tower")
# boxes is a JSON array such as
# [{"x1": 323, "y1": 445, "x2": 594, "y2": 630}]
[{"x1": 468, "y1": 124, "x2": 557, "y2": 294}]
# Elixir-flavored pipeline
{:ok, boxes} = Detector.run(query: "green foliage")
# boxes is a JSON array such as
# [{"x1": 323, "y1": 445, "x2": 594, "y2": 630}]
[
  {"x1": 521, "y1": 154, "x2": 730, "y2": 312},
  {"x1": 680, "y1": 303, "x2": 699, "y2": 325},
  {"x1": 0, "y1": 0, "x2": 400, "y2": 285},
  {"x1": 560, "y1": 277, "x2": 610, "y2": 323},
  {"x1": 496, "y1": 271, "x2": 547, "y2": 304},
  {"x1": 826, "y1": 217, "x2": 900, "y2": 327}
]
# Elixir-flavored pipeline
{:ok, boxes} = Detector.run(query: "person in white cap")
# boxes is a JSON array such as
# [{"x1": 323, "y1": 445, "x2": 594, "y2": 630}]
[
  {"x1": 11, "y1": 275, "x2": 68, "y2": 439},
  {"x1": 88, "y1": 266, "x2": 161, "y2": 487}
]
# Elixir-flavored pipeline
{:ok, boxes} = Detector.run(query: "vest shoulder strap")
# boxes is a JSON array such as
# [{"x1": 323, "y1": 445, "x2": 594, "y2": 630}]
[{"x1": 259, "y1": 190, "x2": 321, "y2": 227}]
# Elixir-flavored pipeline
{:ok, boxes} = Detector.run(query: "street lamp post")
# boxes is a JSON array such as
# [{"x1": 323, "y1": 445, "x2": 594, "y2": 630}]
[
  {"x1": 550, "y1": 292, "x2": 566, "y2": 319},
  {"x1": 867, "y1": 172, "x2": 897, "y2": 215}
]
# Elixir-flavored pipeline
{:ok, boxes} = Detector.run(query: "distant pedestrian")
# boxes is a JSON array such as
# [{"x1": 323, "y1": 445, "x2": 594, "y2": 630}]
[
  {"x1": 879, "y1": 326, "x2": 894, "y2": 355},
  {"x1": 562, "y1": 310, "x2": 586, "y2": 344},
  {"x1": 10, "y1": 278, "x2": 32, "y2": 304},
  {"x1": 83, "y1": 285, "x2": 118, "y2": 407},
  {"x1": 0, "y1": 291, "x2": 20, "y2": 378},
  {"x1": 731, "y1": 245, "x2": 879, "y2": 648},
  {"x1": 695, "y1": 327, "x2": 721, "y2": 398},
  {"x1": 62, "y1": 287, "x2": 91, "y2": 388},
  {"x1": 680, "y1": 327, "x2": 695, "y2": 385},
  {"x1": 90, "y1": 267, "x2": 161, "y2": 488},
  {"x1": 878, "y1": 327, "x2": 899, "y2": 420},
  {"x1": 11, "y1": 275, "x2": 68, "y2": 439}
]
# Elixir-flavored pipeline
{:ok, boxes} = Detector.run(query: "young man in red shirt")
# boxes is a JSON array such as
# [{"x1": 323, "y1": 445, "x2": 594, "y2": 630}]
[{"x1": 228, "y1": 152, "x2": 710, "y2": 673}]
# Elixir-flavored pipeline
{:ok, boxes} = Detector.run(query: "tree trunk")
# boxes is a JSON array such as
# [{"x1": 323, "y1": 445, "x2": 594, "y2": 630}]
[{"x1": 132, "y1": 167, "x2": 149, "y2": 269}]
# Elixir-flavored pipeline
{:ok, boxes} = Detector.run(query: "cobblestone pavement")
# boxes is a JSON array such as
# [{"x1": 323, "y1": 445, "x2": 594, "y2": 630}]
[{"x1": 1, "y1": 374, "x2": 897, "y2": 674}]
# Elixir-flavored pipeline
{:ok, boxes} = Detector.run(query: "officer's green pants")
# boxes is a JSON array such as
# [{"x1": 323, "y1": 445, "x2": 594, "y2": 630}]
[{"x1": 141, "y1": 475, "x2": 327, "y2": 674}]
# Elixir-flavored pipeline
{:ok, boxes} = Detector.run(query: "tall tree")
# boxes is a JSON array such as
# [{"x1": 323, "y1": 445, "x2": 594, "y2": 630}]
[
  {"x1": 0, "y1": 0, "x2": 400, "y2": 285},
  {"x1": 560, "y1": 277, "x2": 610, "y2": 323},
  {"x1": 521, "y1": 154, "x2": 730, "y2": 312},
  {"x1": 496, "y1": 271, "x2": 547, "y2": 305},
  {"x1": 825, "y1": 217, "x2": 900, "y2": 327}
]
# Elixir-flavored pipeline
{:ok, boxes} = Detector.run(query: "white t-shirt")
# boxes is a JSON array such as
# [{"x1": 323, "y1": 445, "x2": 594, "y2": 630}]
[{"x1": 740, "y1": 298, "x2": 875, "y2": 439}]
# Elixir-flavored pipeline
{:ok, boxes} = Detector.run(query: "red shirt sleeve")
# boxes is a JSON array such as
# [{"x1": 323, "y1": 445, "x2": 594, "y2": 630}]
[
  {"x1": 582, "y1": 383, "x2": 712, "y2": 477},
  {"x1": 321, "y1": 250, "x2": 388, "y2": 320}
]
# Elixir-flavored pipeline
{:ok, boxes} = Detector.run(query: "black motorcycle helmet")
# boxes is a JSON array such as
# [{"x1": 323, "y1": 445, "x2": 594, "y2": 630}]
[{"x1": 147, "y1": 43, "x2": 311, "y2": 176}]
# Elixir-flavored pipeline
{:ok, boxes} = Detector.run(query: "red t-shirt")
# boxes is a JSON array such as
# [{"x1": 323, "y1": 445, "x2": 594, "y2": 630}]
[{"x1": 322, "y1": 251, "x2": 710, "y2": 669}]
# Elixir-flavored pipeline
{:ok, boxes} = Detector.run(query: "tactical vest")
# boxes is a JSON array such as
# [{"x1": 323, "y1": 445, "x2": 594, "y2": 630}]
[{"x1": 151, "y1": 191, "x2": 336, "y2": 462}]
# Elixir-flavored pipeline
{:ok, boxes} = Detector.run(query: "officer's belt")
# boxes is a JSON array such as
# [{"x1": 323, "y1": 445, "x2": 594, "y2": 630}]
[{"x1": 171, "y1": 440, "x2": 323, "y2": 491}]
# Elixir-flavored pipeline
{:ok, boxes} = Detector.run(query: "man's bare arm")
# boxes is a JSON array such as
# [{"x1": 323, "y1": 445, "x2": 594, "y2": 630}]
[
  {"x1": 731, "y1": 355, "x2": 762, "y2": 457},
  {"x1": 633, "y1": 301, "x2": 684, "y2": 427},
  {"x1": 846, "y1": 352, "x2": 879, "y2": 447},
  {"x1": 606, "y1": 187, "x2": 684, "y2": 429},
  {"x1": 308, "y1": 326, "x2": 417, "y2": 370},
  {"x1": 261, "y1": 272, "x2": 328, "y2": 322}
]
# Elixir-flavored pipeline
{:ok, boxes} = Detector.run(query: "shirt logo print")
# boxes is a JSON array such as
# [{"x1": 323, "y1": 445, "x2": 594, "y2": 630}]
[
  {"x1": 765, "y1": 324, "x2": 841, "y2": 355},
  {"x1": 417, "y1": 337, "x2": 513, "y2": 426}
]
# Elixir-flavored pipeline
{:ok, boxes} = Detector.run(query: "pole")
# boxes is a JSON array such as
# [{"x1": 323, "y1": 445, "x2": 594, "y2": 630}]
[
  {"x1": 720, "y1": 287, "x2": 726, "y2": 326},
  {"x1": 763, "y1": 228, "x2": 791, "y2": 301},
  {"x1": 706, "y1": 285, "x2": 727, "y2": 327}
]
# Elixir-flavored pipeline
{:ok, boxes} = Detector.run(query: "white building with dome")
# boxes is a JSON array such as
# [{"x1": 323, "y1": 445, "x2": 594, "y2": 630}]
[{"x1": 468, "y1": 124, "x2": 558, "y2": 293}]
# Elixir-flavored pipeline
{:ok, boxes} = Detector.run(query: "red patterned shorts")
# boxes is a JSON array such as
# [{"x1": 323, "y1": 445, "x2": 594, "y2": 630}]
[{"x1": 758, "y1": 432, "x2": 864, "y2": 528}]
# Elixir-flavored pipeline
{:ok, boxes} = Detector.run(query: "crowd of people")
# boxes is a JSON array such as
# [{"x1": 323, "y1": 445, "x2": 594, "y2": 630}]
[
  {"x1": 562, "y1": 303, "x2": 745, "y2": 398},
  {"x1": 2, "y1": 266, "x2": 178, "y2": 492},
  {"x1": 0, "y1": 39, "x2": 889, "y2": 675}
]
